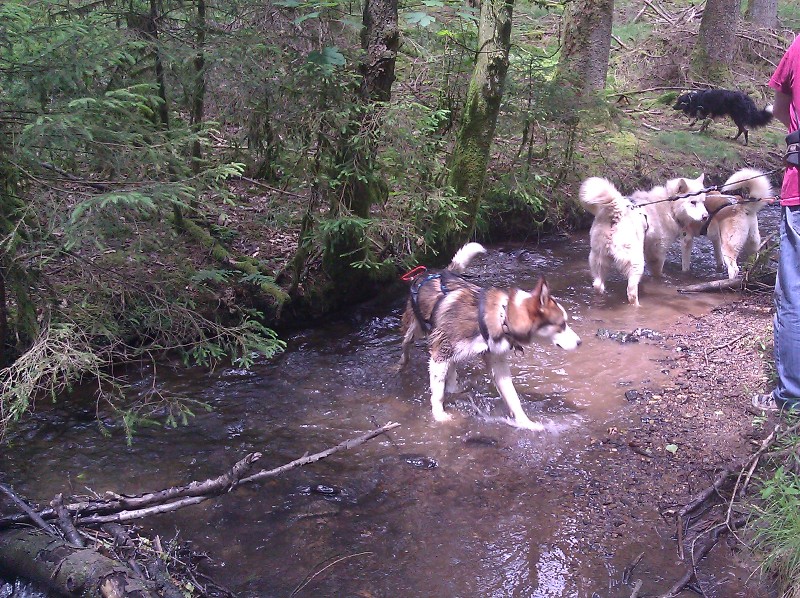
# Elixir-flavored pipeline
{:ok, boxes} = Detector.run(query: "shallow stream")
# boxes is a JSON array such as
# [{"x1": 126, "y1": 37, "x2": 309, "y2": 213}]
[{"x1": 0, "y1": 203, "x2": 782, "y2": 597}]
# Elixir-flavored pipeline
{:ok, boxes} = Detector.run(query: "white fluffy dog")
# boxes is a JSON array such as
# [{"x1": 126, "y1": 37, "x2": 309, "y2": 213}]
[{"x1": 579, "y1": 174, "x2": 709, "y2": 305}]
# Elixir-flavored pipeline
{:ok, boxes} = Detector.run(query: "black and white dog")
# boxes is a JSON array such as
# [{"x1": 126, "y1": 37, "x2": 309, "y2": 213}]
[{"x1": 673, "y1": 89, "x2": 773, "y2": 145}]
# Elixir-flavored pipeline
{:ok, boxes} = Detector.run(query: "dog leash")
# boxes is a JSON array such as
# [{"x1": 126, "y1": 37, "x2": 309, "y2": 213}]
[{"x1": 633, "y1": 166, "x2": 785, "y2": 207}]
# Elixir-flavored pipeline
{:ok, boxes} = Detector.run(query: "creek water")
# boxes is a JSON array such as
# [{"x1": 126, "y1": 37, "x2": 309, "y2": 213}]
[{"x1": 0, "y1": 203, "x2": 782, "y2": 597}]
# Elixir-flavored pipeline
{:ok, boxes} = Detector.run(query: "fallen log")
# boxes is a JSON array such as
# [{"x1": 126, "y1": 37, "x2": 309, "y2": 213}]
[
  {"x1": 0, "y1": 528, "x2": 158, "y2": 597},
  {"x1": 677, "y1": 277, "x2": 744, "y2": 293}
]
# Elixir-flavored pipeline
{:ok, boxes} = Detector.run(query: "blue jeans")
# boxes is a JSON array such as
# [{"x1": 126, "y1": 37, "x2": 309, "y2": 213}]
[{"x1": 773, "y1": 205, "x2": 800, "y2": 409}]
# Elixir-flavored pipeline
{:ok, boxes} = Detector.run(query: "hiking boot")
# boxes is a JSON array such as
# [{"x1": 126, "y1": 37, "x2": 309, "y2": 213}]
[{"x1": 751, "y1": 393, "x2": 780, "y2": 411}]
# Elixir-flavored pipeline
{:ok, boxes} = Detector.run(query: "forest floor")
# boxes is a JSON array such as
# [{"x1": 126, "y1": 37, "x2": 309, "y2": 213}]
[{"x1": 574, "y1": 288, "x2": 784, "y2": 594}]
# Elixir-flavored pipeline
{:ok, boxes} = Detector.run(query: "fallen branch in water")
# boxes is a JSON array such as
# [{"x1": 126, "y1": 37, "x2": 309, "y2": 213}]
[
  {"x1": 0, "y1": 422, "x2": 400, "y2": 596},
  {"x1": 0, "y1": 421, "x2": 400, "y2": 528},
  {"x1": 677, "y1": 277, "x2": 743, "y2": 293},
  {"x1": 658, "y1": 420, "x2": 800, "y2": 596}
]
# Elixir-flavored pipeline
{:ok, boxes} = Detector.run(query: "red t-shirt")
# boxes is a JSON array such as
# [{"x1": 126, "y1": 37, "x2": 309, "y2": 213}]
[{"x1": 769, "y1": 35, "x2": 800, "y2": 206}]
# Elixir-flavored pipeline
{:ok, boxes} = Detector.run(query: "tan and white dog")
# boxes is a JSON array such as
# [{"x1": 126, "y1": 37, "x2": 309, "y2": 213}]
[
  {"x1": 398, "y1": 243, "x2": 581, "y2": 430},
  {"x1": 681, "y1": 167, "x2": 774, "y2": 279},
  {"x1": 579, "y1": 174, "x2": 708, "y2": 305}
]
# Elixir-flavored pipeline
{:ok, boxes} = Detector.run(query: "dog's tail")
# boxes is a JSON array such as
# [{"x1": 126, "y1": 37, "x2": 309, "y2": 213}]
[
  {"x1": 748, "y1": 103, "x2": 773, "y2": 128},
  {"x1": 448, "y1": 242, "x2": 486, "y2": 273},
  {"x1": 721, "y1": 167, "x2": 774, "y2": 213},
  {"x1": 579, "y1": 177, "x2": 631, "y2": 217}
]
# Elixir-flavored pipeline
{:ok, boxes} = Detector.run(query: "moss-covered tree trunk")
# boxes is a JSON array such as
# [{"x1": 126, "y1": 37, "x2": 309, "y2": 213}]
[
  {"x1": 0, "y1": 529, "x2": 158, "y2": 597},
  {"x1": 442, "y1": 0, "x2": 514, "y2": 256},
  {"x1": 556, "y1": 0, "x2": 613, "y2": 94},
  {"x1": 322, "y1": 0, "x2": 398, "y2": 296},
  {"x1": 693, "y1": 0, "x2": 739, "y2": 80}
]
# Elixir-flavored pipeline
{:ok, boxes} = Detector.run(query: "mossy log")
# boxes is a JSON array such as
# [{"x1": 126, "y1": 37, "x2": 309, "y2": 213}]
[{"x1": 0, "y1": 529, "x2": 157, "y2": 597}]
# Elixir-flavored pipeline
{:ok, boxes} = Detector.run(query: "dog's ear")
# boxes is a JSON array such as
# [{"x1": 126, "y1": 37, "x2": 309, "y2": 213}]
[{"x1": 532, "y1": 276, "x2": 550, "y2": 306}]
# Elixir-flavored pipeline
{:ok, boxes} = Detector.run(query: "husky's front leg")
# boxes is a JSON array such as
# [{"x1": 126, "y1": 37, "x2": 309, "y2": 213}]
[
  {"x1": 680, "y1": 233, "x2": 695, "y2": 272},
  {"x1": 484, "y1": 353, "x2": 544, "y2": 431},
  {"x1": 429, "y1": 359, "x2": 452, "y2": 421}
]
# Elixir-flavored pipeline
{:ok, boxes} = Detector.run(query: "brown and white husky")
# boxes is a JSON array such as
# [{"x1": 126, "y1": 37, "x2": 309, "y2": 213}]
[{"x1": 398, "y1": 243, "x2": 581, "y2": 430}]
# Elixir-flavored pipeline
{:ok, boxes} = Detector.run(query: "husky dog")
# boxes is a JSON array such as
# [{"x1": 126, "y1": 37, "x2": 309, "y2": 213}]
[
  {"x1": 673, "y1": 89, "x2": 773, "y2": 145},
  {"x1": 681, "y1": 168, "x2": 774, "y2": 279},
  {"x1": 579, "y1": 174, "x2": 708, "y2": 305},
  {"x1": 398, "y1": 243, "x2": 581, "y2": 430}
]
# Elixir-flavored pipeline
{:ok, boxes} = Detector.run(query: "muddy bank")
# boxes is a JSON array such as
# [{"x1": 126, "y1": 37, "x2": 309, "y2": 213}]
[{"x1": 566, "y1": 291, "x2": 776, "y2": 596}]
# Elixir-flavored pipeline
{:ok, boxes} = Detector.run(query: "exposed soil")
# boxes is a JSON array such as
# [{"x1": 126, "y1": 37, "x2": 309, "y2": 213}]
[{"x1": 570, "y1": 288, "x2": 781, "y2": 593}]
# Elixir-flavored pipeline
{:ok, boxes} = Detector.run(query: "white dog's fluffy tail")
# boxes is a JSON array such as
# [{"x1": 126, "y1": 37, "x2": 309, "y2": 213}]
[
  {"x1": 448, "y1": 242, "x2": 486, "y2": 273},
  {"x1": 721, "y1": 168, "x2": 774, "y2": 214},
  {"x1": 579, "y1": 177, "x2": 631, "y2": 217}
]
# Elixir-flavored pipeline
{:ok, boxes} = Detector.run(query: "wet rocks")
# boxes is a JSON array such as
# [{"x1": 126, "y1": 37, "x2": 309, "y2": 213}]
[
  {"x1": 596, "y1": 328, "x2": 664, "y2": 343},
  {"x1": 401, "y1": 454, "x2": 439, "y2": 469}
]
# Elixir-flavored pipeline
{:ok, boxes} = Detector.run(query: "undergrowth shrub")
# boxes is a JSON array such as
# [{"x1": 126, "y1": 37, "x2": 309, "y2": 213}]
[{"x1": 750, "y1": 464, "x2": 800, "y2": 598}]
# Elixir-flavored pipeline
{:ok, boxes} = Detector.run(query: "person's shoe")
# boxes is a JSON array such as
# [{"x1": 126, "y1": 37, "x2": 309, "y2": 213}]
[{"x1": 752, "y1": 393, "x2": 780, "y2": 411}]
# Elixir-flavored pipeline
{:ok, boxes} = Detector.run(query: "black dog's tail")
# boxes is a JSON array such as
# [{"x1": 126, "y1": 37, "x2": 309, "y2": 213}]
[{"x1": 748, "y1": 103, "x2": 774, "y2": 128}]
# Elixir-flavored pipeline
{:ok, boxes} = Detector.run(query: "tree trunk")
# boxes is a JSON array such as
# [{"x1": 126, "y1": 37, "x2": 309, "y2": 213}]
[
  {"x1": 744, "y1": 0, "x2": 777, "y2": 29},
  {"x1": 443, "y1": 0, "x2": 514, "y2": 255},
  {"x1": 190, "y1": 0, "x2": 207, "y2": 173},
  {"x1": 360, "y1": 0, "x2": 399, "y2": 103},
  {"x1": 146, "y1": 0, "x2": 170, "y2": 130},
  {"x1": 322, "y1": 0, "x2": 398, "y2": 293},
  {"x1": 556, "y1": 0, "x2": 614, "y2": 95},
  {"x1": 694, "y1": 0, "x2": 740, "y2": 79}
]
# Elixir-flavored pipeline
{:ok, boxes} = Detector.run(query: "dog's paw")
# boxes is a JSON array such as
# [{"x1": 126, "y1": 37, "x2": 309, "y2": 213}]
[
  {"x1": 515, "y1": 418, "x2": 545, "y2": 432},
  {"x1": 432, "y1": 411, "x2": 453, "y2": 423}
]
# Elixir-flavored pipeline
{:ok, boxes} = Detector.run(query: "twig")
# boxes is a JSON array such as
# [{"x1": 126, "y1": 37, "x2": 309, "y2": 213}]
[
  {"x1": 643, "y1": 0, "x2": 676, "y2": 25},
  {"x1": 52, "y1": 493, "x2": 84, "y2": 547},
  {"x1": 703, "y1": 332, "x2": 747, "y2": 366},
  {"x1": 240, "y1": 422, "x2": 400, "y2": 485},
  {"x1": 660, "y1": 516, "x2": 747, "y2": 598},
  {"x1": 0, "y1": 483, "x2": 59, "y2": 538},
  {"x1": 39, "y1": 161, "x2": 110, "y2": 192},
  {"x1": 290, "y1": 552, "x2": 373, "y2": 596},
  {"x1": 678, "y1": 277, "x2": 744, "y2": 294},
  {"x1": 622, "y1": 551, "x2": 645, "y2": 584},
  {"x1": 611, "y1": 34, "x2": 630, "y2": 50},
  {"x1": 236, "y1": 176, "x2": 307, "y2": 199}
]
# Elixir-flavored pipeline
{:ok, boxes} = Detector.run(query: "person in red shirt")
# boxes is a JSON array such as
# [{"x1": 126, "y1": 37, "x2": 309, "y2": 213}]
[{"x1": 753, "y1": 34, "x2": 800, "y2": 412}]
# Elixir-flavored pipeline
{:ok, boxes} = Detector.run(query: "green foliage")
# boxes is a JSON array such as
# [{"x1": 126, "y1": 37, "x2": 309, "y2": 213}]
[
  {"x1": 612, "y1": 21, "x2": 652, "y2": 44},
  {"x1": 750, "y1": 465, "x2": 800, "y2": 596},
  {"x1": 0, "y1": 0, "x2": 286, "y2": 440},
  {"x1": 479, "y1": 174, "x2": 551, "y2": 239}
]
